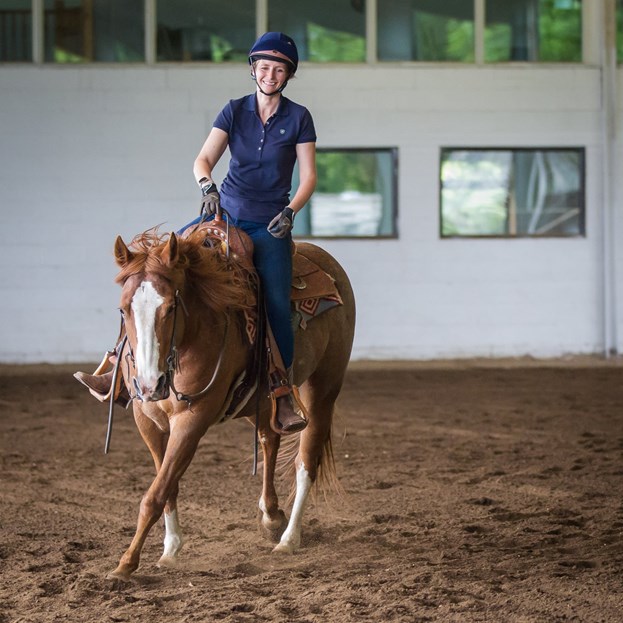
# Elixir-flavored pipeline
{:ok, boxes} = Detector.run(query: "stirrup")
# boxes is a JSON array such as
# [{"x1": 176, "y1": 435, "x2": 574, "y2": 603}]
[{"x1": 269, "y1": 383, "x2": 309, "y2": 435}]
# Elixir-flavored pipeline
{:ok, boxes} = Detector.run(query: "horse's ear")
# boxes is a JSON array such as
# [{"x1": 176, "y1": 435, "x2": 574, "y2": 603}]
[
  {"x1": 114, "y1": 235, "x2": 134, "y2": 268},
  {"x1": 162, "y1": 232, "x2": 179, "y2": 267}
]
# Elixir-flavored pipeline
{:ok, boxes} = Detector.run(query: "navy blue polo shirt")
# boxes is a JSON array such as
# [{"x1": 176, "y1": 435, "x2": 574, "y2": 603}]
[{"x1": 214, "y1": 94, "x2": 316, "y2": 223}]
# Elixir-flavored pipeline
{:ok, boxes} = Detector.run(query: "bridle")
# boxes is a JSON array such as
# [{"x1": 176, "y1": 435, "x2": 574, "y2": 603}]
[{"x1": 123, "y1": 288, "x2": 230, "y2": 408}]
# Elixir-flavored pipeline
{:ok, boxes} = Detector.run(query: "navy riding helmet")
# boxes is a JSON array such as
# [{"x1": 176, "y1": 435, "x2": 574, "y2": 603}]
[{"x1": 248, "y1": 32, "x2": 299, "y2": 92}]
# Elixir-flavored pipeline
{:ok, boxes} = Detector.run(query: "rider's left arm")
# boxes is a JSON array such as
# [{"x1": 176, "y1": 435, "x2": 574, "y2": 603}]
[{"x1": 288, "y1": 142, "x2": 317, "y2": 214}]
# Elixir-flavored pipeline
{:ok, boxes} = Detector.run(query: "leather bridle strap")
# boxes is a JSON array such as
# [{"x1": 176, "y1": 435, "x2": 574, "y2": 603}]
[{"x1": 163, "y1": 290, "x2": 186, "y2": 381}]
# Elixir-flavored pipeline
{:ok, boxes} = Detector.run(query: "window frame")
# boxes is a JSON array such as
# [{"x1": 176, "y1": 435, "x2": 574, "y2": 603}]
[{"x1": 438, "y1": 146, "x2": 586, "y2": 240}]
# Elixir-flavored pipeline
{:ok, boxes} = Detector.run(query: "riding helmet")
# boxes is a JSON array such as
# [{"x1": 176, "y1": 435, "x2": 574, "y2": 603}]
[{"x1": 248, "y1": 32, "x2": 299, "y2": 74}]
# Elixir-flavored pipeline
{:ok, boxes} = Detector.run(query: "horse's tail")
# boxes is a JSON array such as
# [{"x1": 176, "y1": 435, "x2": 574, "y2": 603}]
[{"x1": 313, "y1": 430, "x2": 344, "y2": 506}]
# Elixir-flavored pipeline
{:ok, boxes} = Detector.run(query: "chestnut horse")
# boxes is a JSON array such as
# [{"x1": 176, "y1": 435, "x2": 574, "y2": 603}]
[{"x1": 107, "y1": 228, "x2": 355, "y2": 580}]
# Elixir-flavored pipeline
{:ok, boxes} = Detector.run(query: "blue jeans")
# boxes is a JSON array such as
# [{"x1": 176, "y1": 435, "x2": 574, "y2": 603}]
[{"x1": 178, "y1": 214, "x2": 294, "y2": 369}]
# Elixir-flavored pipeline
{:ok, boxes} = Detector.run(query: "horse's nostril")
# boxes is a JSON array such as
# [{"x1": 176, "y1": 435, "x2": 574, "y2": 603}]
[
  {"x1": 133, "y1": 377, "x2": 142, "y2": 399},
  {"x1": 155, "y1": 374, "x2": 167, "y2": 395},
  {"x1": 133, "y1": 375, "x2": 167, "y2": 401}
]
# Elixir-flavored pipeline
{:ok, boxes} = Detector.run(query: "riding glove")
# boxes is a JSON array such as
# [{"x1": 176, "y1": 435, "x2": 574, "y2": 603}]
[
  {"x1": 200, "y1": 180, "x2": 221, "y2": 216},
  {"x1": 267, "y1": 207, "x2": 295, "y2": 239}
]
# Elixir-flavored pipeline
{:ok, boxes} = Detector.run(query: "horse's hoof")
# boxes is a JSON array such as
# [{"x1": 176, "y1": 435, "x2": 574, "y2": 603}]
[
  {"x1": 272, "y1": 541, "x2": 297, "y2": 555},
  {"x1": 157, "y1": 555, "x2": 180, "y2": 569},
  {"x1": 257, "y1": 509, "x2": 288, "y2": 543},
  {"x1": 106, "y1": 567, "x2": 133, "y2": 582}
]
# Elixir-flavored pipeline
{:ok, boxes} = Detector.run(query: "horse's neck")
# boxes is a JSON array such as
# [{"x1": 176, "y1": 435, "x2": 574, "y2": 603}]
[
  {"x1": 179, "y1": 301, "x2": 223, "y2": 350},
  {"x1": 179, "y1": 304, "x2": 245, "y2": 367}
]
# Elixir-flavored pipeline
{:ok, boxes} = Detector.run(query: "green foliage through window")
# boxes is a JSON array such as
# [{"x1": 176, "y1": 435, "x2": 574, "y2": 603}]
[
  {"x1": 485, "y1": 0, "x2": 582, "y2": 62},
  {"x1": 378, "y1": 1, "x2": 475, "y2": 62},
  {"x1": 307, "y1": 22, "x2": 365, "y2": 63}
]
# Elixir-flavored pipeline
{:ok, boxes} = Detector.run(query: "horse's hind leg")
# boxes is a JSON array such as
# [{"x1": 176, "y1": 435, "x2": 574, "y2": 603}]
[
  {"x1": 273, "y1": 386, "x2": 336, "y2": 554},
  {"x1": 257, "y1": 425, "x2": 288, "y2": 541}
]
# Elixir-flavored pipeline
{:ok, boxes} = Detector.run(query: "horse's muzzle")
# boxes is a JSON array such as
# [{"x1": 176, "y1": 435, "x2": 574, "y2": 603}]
[{"x1": 133, "y1": 373, "x2": 170, "y2": 402}]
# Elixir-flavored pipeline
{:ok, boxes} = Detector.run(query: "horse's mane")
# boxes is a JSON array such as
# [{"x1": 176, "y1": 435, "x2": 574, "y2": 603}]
[{"x1": 115, "y1": 228, "x2": 253, "y2": 313}]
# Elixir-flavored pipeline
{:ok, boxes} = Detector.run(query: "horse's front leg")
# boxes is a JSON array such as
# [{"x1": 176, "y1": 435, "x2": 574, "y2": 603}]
[
  {"x1": 257, "y1": 426, "x2": 288, "y2": 542},
  {"x1": 131, "y1": 408, "x2": 184, "y2": 567},
  {"x1": 159, "y1": 492, "x2": 183, "y2": 566},
  {"x1": 108, "y1": 419, "x2": 202, "y2": 581}
]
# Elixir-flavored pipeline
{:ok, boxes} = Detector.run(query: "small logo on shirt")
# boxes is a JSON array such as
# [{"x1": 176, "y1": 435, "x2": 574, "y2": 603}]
[{"x1": 280, "y1": 129, "x2": 286, "y2": 135}]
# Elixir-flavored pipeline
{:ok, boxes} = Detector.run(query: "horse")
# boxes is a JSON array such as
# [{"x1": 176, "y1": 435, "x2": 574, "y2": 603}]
[{"x1": 106, "y1": 226, "x2": 355, "y2": 580}]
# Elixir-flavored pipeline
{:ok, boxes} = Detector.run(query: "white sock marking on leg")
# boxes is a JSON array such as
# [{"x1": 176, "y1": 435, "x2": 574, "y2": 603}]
[
  {"x1": 162, "y1": 509, "x2": 183, "y2": 558},
  {"x1": 277, "y1": 462, "x2": 312, "y2": 551}
]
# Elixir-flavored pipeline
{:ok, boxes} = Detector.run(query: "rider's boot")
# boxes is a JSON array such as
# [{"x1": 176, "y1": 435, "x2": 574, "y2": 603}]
[
  {"x1": 74, "y1": 368, "x2": 132, "y2": 407},
  {"x1": 74, "y1": 346, "x2": 131, "y2": 407},
  {"x1": 269, "y1": 368, "x2": 308, "y2": 435},
  {"x1": 74, "y1": 370, "x2": 114, "y2": 399}
]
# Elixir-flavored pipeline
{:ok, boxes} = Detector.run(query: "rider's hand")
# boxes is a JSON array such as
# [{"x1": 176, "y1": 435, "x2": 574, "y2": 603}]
[
  {"x1": 267, "y1": 207, "x2": 295, "y2": 239},
  {"x1": 199, "y1": 179, "x2": 220, "y2": 216}
]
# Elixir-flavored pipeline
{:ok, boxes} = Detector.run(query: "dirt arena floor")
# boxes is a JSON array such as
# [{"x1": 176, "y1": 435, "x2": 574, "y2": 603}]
[{"x1": 1, "y1": 359, "x2": 623, "y2": 623}]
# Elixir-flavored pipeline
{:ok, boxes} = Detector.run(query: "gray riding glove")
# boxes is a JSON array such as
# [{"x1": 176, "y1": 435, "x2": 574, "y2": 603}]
[
  {"x1": 267, "y1": 207, "x2": 295, "y2": 239},
  {"x1": 200, "y1": 181, "x2": 221, "y2": 216}
]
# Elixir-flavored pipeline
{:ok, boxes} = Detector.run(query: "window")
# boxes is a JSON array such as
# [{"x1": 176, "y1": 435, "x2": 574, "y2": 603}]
[
  {"x1": 156, "y1": 0, "x2": 254, "y2": 62},
  {"x1": 485, "y1": 0, "x2": 582, "y2": 62},
  {"x1": 440, "y1": 148, "x2": 585, "y2": 237},
  {"x1": 378, "y1": 0, "x2": 474, "y2": 62},
  {"x1": 0, "y1": 0, "x2": 596, "y2": 65},
  {"x1": 44, "y1": 0, "x2": 144, "y2": 63},
  {"x1": 269, "y1": 0, "x2": 365, "y2": 62},
  {"x1": 0, "y1": 0, "x2": 31, "y2": 61},
  {"x1": 292, "y1": 148, "x2": 397, "y2": 238}
]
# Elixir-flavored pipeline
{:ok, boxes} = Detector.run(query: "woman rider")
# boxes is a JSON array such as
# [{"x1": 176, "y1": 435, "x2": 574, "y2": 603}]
[{"x1": 187, "y1": 31, "x2": 317, "y2": 433}]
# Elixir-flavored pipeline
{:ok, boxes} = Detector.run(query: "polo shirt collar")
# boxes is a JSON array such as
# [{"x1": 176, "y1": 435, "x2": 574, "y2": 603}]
[{"x1": 243, "y1": 93, "x2": 290, "y2": 117}]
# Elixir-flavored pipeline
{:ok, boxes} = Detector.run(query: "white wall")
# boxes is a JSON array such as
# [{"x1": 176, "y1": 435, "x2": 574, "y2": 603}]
[{"x1": 0, "y1": 63, "x2": 620, "y2": 362}]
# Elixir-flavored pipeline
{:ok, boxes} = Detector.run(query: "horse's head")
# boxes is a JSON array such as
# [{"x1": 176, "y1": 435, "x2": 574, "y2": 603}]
[{"x1": 114, "y1": 233, "x2": 183, "y2": 402}]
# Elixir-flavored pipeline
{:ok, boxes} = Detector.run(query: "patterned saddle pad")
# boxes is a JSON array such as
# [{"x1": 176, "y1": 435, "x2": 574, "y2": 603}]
[{"x1": 290, "y1": 252, "x2": 343, "y2": 329}]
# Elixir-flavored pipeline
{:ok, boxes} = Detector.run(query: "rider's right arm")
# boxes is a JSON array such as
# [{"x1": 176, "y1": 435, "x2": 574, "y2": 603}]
[{"x1": 193, "y1": 127, "x2": 229, "y2": 186}]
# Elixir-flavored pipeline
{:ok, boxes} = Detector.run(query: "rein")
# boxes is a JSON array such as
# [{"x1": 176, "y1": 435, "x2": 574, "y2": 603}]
[
  {"x1": 105, "y1": 334, "x2": 128, "y2": 455},
  {"x1": 167, "y1": 294, "x2": 230, "y2": 408}
]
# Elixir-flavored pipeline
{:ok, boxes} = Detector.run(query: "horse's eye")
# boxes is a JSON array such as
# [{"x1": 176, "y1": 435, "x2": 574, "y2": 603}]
[
  {"x1": 119, "y1": 308, "x2": 125, "y2": 316},
  {"x1": 165, "y1": 305, "x2": 175, "y2": 316}
]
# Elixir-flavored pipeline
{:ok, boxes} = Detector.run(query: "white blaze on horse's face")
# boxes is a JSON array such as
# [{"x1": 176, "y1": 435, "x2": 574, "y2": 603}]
[{"x1": 131, "y1": 280, "x2": 165, "y2": 390}]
